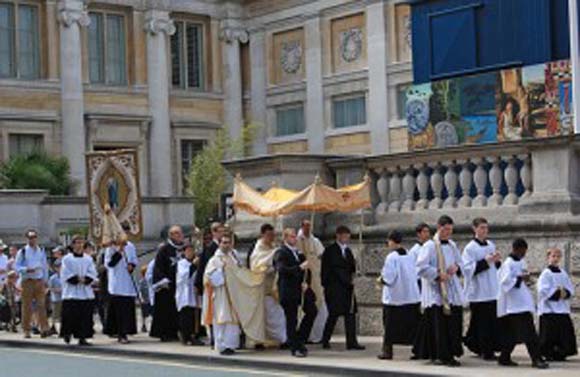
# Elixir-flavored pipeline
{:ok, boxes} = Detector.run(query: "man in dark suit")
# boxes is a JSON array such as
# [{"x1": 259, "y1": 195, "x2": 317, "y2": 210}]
[
  {"x1": 321, "y1": 225, "x2": 365, "y2": 350},
  {"x1": 274, "y1": 228, "x2": 318, "y2": 358}
]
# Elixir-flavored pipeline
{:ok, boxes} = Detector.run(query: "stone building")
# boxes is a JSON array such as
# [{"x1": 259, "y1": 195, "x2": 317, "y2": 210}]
[{"x1": 0, "y1": 0, "x2": 414, "y2": 196}]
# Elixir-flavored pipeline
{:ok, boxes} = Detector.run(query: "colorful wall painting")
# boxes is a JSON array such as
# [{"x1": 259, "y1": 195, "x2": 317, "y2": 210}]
[{"x1": 406, "y1": 59, "x2": 573, "y2": 151}]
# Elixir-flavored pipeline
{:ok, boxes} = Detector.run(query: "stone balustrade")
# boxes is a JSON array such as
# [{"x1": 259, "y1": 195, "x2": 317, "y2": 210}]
[{"x1": 370, "y1": 152, "x2": 532, "y2": 214}]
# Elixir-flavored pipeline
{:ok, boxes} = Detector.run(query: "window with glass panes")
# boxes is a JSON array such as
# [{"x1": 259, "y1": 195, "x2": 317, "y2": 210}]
[
  {"x1": 8, "y1": 133, "x2": 43, "y2": 157},
  {"x1": 332, "y1": 95, "x2": 367, "y2": 128},
  {"x1": 181, "y1": 139, "x2": 206, "y2": 192},
  {"x1": 275, "y1": 105, "x2": 305, "y2": 136},
  {"x1": 171, "y1": 21, "x2": 203, "y2": 90},
  {"x1": 0, "y1": 1, "x2": 40, "y2": 79},
  {"x1": 88, "y1": 11, "x2": 127, "y2": 85}
]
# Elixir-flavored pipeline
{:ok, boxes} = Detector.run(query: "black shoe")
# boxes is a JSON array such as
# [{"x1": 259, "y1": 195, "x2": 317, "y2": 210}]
[
  {"x1": 446, "y1": 358, "x2": 461, "y2": 367},
  {"x1": 322, "y1": 342, "x2": 331, "y2": 350},
  {"x1": 410, "y1": 354, "x2": 420, "y2": 360},
  {"x1": 141, "y1": 325, "x2": 147, "y2": 333},
  {"x1": 118, "y1": 337, "x2": 130, "y2": 344},
  {"x1": 191, "y1": 338, "x2": 204, "y2": 346},
  {"x1": 78, "y1": 338, "x2": 92, "y2": 346},
  {"x1": 254, "y1": 344, "x2": 266, "y2": 351},
  {"x1": 377, "y1": 352, "x2": 393, "y2": 360},
  {"x1": 292, "y1": 349, "x2": 307, "y2": 358},
  {"x1": 63, "y1": 334, "x2": 71, "y2": 344},
  {"x1": 532, "y1": 359, "x2": 549, "y2": 369},
  {"x1": 32, "y1": 327, "x2": 40, "y2": 335},
  {"x1": 220, "y1": 348, "x2": 235, "y2": 356},
  {"x1": 498, "y1": 358, "x2": 519, "y2": 367},
  {"x1": 279, "y1": 342, "x2": 290, "y2": 350},
  {"x1": 347, "y1": 344, "x2": 366, "y2": 351}
]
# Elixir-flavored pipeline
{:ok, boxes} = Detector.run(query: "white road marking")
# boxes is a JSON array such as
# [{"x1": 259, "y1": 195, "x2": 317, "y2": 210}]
[{"x1": 0, "y1": 347, "x2": 306, "y2": 377}]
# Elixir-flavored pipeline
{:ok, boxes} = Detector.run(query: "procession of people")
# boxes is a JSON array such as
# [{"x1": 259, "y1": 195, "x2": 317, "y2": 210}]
[{"x1": 0, "y1": 214, "x2": 577, "y2": 370}]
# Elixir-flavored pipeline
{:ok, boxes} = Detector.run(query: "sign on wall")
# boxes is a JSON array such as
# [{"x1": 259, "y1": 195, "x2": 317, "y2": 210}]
[
  {"x1": 85, "y1": 149, "x2": 143, "y2": 243},
  {"x1": 405, "y1": 59, "x2": 573, "y2": 150}
]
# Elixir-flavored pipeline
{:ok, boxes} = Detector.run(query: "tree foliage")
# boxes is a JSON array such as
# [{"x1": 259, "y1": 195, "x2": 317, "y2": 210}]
[
  {"x1": 187, "y1": 124, "x2": 259, "y2": 228},
  {"x1": 0, "y1": 152, "x2": 74, "y2": 195}
]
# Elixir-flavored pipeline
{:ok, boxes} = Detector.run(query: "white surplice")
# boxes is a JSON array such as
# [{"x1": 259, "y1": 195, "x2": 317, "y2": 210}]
[{"x1": 61, "y1": 253, "x2": 97, "y2": 300}]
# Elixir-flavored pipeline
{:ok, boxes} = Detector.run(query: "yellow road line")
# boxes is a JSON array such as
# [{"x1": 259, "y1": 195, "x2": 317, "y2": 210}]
[{"x1": 0, "y1": 347, "x2": 306, "y2": 377}]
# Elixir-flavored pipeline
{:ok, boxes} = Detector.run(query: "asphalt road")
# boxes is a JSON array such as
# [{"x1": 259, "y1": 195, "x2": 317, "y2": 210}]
[{"x1": 0, "y1": 347, "x2": 307, "y2": 377}]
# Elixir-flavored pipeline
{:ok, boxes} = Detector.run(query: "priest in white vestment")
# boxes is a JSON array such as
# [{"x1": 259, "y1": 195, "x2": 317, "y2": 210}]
[{"x1": 249, "y1": 224, "x2": 287, "y2": 346}]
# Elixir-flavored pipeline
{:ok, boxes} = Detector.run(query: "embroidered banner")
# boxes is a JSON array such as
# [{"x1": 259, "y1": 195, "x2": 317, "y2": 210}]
[{"x1": 85, "y1": 149, "x2": 143, "y2": 243}]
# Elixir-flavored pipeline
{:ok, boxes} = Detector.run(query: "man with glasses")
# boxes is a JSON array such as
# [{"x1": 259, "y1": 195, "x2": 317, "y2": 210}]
[{"x1": 14, "y1": 229, "x2": 50, "y2": 338}]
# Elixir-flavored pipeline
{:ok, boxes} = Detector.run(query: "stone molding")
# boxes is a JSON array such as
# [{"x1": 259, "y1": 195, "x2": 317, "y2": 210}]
[{"x1": 57, "y1": 0, "x2": 90, "y2": 28}]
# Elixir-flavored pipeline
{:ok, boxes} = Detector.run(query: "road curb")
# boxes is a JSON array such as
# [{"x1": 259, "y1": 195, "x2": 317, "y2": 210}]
[{"x1": 0, "y1": 339, "x2": 434, "y2": 377}]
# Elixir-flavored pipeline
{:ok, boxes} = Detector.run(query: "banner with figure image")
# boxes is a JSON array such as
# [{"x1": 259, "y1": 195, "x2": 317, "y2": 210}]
[{"x1": 85, "y1": 149, "x2": 143, "y2": 243}]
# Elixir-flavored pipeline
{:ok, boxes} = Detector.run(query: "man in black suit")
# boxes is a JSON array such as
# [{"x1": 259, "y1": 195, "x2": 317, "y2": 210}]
[
  {"x1": 274, "y1": 228, "x2": 317, "y2": 357},
  {"x1": 321, "y1": 225, "x2": 365, "y2": 350}
]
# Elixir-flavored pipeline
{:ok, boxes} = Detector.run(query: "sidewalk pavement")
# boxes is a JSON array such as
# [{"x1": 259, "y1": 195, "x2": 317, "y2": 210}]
[{"x1": 0, "y1": 331, "x2": 578, "y2": 377}]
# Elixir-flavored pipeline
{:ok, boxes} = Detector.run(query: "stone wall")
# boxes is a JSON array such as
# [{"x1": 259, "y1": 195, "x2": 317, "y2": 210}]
[{"x1": 0, "y1": 190, "x2": 194, "y2": 250}]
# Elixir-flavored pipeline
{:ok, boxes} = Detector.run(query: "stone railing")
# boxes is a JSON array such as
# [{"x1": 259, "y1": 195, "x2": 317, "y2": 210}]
[{"x1": 368, "y1": 151, "x2": 532, "y2": 214}]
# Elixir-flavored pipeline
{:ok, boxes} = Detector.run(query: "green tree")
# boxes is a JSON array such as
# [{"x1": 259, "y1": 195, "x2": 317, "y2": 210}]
[
  {"x1": 187, "y1": 124, "x2": 260, "y2": 228},
  {"x1": 0, "y1": 152, "x2": 74, "y2": 195}
]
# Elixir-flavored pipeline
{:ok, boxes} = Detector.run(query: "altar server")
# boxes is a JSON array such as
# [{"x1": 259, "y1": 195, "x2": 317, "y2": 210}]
[
  {"x1": 462, "y1": 218, "x2": 502, "y2": 360},
  {"x1": 497, "y1": 238, "x2": 548, "y2": 369},
  {"x1": 414, "y1": 215, "x2": 465, "y2": 367},
  {"x1": 60, "y1": 235, "x2": 97, "y2": 346},
  {"x1": 104, "y1": 236, "x2": 138, "y2": 344},
  {"x1": 408, "y1": 223, "x2": 431, "y2": 262},
  {"x1": 176, "y1": 243, "x2": 202, "y2": 346},
  {"x1": 537, "y1": 248, "x2": 577, "y2": 361},
  {"x1": 203, "y1": 234, "x2": 241, "y2": 355},
  {"x1": 377, "y1": 230, "x2": 421, "y2": 360}
]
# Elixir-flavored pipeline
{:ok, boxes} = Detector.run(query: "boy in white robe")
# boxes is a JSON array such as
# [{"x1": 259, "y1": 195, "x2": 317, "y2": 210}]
[
  {"x1": 462, "y1": 217, "x2": 502, "y2": 360},
  {"x1": 204, "y1": 234, "x2": 241, "y2": 355},
  {"x1": 497, "y1": 238, "x2": 548, "y2": 369},
  {"x1": 377, "y1": 231, "x2": 421, "y2": 360},
  {"x1": 408, "y1": 223, "x2": 431, "y2": 262},
  {"x1": 176, "y1": 243, "x2": 203, "y2": 346},
  {"x1": 104, "y1": 237, "x2": 138, "y2": 344},
  {"x1": 60, "y1": 235, "x2": 97, "y2": 346},
  {"x1": 537, "y1": 248, "x2": 577, "y2": 361},
  {"x1": 414, "y1": 215, "x2": 465, "y2": 367}
]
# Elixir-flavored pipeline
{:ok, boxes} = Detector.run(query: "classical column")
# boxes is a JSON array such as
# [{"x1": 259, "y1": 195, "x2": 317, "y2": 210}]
[
  {"x1": 401, "y1": 166, "x2": 416, "y2": 211},
  {"x1": 458, "y1": 160, "x2": 473, "y2": 207},
  {"x1": 388, "y1": 167, "x2": 402, "y2": 212},
  {"x1": 443, "y1": 162, "x2": 458, "y2": 208},
  {"x1": 488, "y1": 156, "x2": 503, "y2": 207},
  {"x1": 249, "y1": 29, "x2": 267, "y2": 156},
  {"x1": 416, "y1": 164, "x2": 429, "y2": 210},
  {"x1": 503, "y1": 156, "x2": 519, "y2": 205},
  {"x1": 304, "y1": 16, "x2": 325, "y2": 153},
  {"x1": 58, "y1": 0, "x2": 89, "y2": 195},
  {"x1": 220, "y1": 22, "x2": 248, "y2": 144},
  {"x1": 144, "y1": 10, "x2": 175, "y2": 197},
  {"x1": 366, "y1": 1, "x2": 390, "y2": 154},
  {"x1": 520, "y1": 154, "x2": 533, "y2": 199}
]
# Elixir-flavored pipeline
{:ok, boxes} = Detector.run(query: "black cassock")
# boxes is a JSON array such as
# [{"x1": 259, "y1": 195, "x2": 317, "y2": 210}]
[
  {"x1": 150, "y1": 241, "x2": 181, "y2": 340},
  {"x1": 320, "y1": 242, "x2": 359, "y2": 347}
]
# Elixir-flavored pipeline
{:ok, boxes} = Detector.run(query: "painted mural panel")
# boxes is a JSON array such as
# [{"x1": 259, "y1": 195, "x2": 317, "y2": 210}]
[{"x1": 406, "y1": 60, "x2": 573, "y2": 151}]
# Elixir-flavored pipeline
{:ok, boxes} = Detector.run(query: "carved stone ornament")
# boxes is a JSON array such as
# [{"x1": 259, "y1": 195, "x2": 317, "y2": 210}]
[
  {"x1": 58, "y1": 0, "x2": 90, "y2": 28},
  {"x1": 339, "y1": 27, "x2": 363, "y2": 63},
  {"x1": 280, "y1": 40, "x2": 302, "y2": 74},
  {"x1": 220, "y1": 27, "x2": 249, "y2": 44},
  {"x1": 144, "y1": 15, "x2": 176, "y2": 36},
  {"x1": 435, "y1": 121, "x2": 459, "y2": 147}
]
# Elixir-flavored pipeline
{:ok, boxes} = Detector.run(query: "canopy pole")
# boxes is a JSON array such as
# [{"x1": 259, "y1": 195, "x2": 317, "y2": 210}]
[{"x1": 358, "y1": 210, "x2": 364, "y2": 265}]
